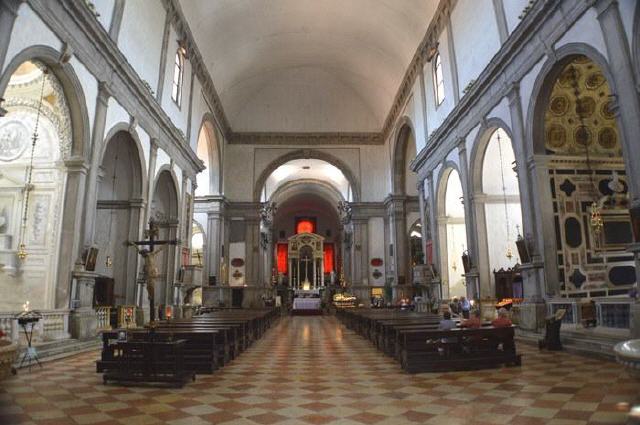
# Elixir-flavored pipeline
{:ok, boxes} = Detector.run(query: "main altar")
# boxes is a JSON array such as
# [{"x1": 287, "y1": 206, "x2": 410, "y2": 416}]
[{"x1": 288, "y1": 232, "x2": 325, "y2": 290}]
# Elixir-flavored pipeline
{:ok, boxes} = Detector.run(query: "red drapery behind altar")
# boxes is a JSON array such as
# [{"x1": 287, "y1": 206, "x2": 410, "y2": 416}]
[
  {"x1": 277, "y1": 243, "x2": 288, "y2": 274},
  {"x1": 296, "y1": 219, "x2": 316, "y2": 234},
  {"x1": 323, "y1": 243, "x2": 334, "y2": 273}
]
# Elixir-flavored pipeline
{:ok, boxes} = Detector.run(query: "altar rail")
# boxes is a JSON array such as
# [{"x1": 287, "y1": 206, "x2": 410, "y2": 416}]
[{"x1": 0, "y1": 309, "x2": 71, "y2": 342}]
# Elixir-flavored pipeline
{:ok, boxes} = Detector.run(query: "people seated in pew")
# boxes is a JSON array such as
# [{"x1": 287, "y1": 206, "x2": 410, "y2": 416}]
[
  {"x1": 461, "y1": 310, "x2": 481, "y2": 328},
  {"x1": 492, "y1": 308, "x2": 513, "y2": 327},
  {"x1": 438, "y1": 311, "x2": 456, "y2": 331}
]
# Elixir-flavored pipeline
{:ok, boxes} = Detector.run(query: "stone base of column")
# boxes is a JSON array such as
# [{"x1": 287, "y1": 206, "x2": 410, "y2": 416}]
[
  {"x1": 69, "y1": 308, "x2": 97, "y2": 340},
  {"x1": 518, "y1": 300, "x2": 546, "y2": 331}
]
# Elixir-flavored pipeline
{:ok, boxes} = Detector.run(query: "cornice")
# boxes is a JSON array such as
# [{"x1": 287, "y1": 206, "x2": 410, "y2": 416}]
[
  {"x1": 33, "y1": 0, "x2": 205, "y2": 174},
  {"x1": 229, "y1": 132, "x2": 383, "y2": 145},
  {"x1": 381, "y1": 0, "x2": 455, "y2": 142},
  {"x1": 410, "y1": 0, "x2": 574, "y2": 176}
]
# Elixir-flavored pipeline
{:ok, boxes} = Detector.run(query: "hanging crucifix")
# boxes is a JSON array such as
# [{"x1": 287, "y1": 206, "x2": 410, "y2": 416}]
[{"x1": 128, "y1": 218, "x2": 180, "y2": 322}]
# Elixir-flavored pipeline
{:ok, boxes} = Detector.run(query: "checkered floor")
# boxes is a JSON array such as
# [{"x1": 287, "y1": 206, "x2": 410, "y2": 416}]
[{"x1": 1, "y1": 316, "x2": 638, "y2": 425}]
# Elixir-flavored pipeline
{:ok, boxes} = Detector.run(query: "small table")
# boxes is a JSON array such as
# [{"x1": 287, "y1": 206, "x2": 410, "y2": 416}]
[{"x1": 102, "y1": 339, "x2": 194, "y2": 387}]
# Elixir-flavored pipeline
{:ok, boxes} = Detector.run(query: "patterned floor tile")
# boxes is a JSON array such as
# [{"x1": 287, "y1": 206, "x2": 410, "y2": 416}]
[{"x1": 0, "y1": 316, "x2": 638, "y2": 425}]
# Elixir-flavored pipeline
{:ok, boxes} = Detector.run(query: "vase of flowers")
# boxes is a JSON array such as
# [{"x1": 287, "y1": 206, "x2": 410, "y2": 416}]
[{"x1": 0, "y1": 330, "x2": 18, "y2": 380}]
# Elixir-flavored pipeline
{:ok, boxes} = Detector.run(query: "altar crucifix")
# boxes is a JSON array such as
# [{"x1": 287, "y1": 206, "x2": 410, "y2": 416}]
[{"x1": 129, "y1": 218, "x2": 179, "y2": 322}]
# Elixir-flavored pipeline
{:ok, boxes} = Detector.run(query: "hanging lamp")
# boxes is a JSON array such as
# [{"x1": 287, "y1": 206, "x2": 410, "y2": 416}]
[
  {"x1": 568, "y1": 64, "x2": 603, "y2": 236},
  {"x1": 17, "y1": 67, "x2": 48, "y2": 261},
  {"x1": 105, "y1": 152, "x2": 119, "y2": 268},
  {"x1": 496, "y1": 129, "x2": 514, "y2": 260}
]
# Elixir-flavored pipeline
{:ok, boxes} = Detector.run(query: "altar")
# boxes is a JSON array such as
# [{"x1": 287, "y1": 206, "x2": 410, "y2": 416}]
[
  {"x1": 288, "y1": 232, "x2": 325, "y2": 290},
  {"x1": 292, "y1": 297, "x2": 321, "y2": 313}
]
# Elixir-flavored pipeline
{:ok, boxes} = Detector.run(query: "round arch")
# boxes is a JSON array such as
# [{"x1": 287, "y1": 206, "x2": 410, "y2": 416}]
[
  {"x1": 152, "y1": 165, "x2": 181, "y2": 219},
  {"x1": 527, "y1": 43, "x2": 620, "y2": 156},
  {"x1": 253, "y1": 149, "x2": 361, "y2": 202},
  {"x1": 435, "y1": 163, "x2": 468, "y2": 299},
  {"x1": 526, "y1": 43, "x2": 634, "y2": 296},
  {"x1": 196, "y1": 113, "x2": 222, "y2": 196},
  {"x1": 391, "y1": 116, "x2": 417, "y2": 195},
  {"x1": 0, "y1": 45, "x2": 90, "y2": 159},
  {"x1": 100, "y1": 123, "x2": 147, "y2": 198},
  {"x1": 469, "y1": 121, "x2": 523, "y2": 298}
]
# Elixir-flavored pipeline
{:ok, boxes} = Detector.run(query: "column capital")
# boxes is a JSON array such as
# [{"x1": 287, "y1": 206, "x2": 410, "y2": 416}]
[
  {"x1": 64, "y1": 156, "x2": 90, "y2": 174},
  {"x1": 96, "y1": 81, "x2": 112, "y2": 106},
  {"x1": 588, "y1": 0, "x2": 619, "y2": 18}
]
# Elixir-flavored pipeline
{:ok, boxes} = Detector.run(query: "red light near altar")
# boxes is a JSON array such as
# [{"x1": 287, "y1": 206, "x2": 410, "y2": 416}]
[
  {"x1": 323, "y1": 243, "x2": 334, "y2": 273},
  {"x1": 296, "y1": 219, "x2": 315, "y2": 234},
  {"x1": 277, "y1": 243, "x2": 288, "y2": 274}
]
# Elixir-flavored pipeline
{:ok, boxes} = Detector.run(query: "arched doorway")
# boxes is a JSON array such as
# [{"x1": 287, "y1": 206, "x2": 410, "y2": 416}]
[
  {"x1": 0, "y1": 60, "x2": 72, "y2": 310},
  {"x1": 437, "y1": 168, "x2": 467, "y2": 299},
  {"x1": 95, "y1": 130, "x2": 144, "y2": 306},
  {"x1": 474, "y1": 128, "x2": 523, "y2": 298},
  {"x1": 150, "y1": 169, "x2": 180, "y2": 305},
  {"x1": 533, "y1": 54, "x2": 635, "y2": 306}
]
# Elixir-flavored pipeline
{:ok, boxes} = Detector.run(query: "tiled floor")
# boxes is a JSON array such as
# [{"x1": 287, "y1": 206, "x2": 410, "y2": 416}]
[{"x1": 1, "y1": 316, "x2": 638, "y2": 425}]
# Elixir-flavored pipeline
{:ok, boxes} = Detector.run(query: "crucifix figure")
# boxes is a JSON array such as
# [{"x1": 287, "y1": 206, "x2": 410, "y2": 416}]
[
  {"x1": 300, "y1": 256, "x2": 312, "y2": 287},
  {"x1": 129, "y1": 218, "x2": 179, "y2": 322}
]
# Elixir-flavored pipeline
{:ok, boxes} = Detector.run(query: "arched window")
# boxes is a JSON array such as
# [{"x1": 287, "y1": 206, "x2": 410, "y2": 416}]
[
  {"x1": 433, "y1": 53, "x2": 445, "y2": 106},
  {"x1": 171, "y1": 50, "x2": 184, "y2": 107}
]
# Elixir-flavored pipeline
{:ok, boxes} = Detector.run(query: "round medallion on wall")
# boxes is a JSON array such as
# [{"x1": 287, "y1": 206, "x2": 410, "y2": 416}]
[
  {"x1": 585, "y1": 72, "x2": 605, "y2": 90},
  {"x1": 549, "y1": 96, "x2": 569, "y2": 116},
  {"x1": 0, "y1": 120, "x2": 29, "y2": 162},
  {"x1": 231, "y1": 258, "x2": 245, "y2": 267},
  {"x1": 545, "y1": 124, "x2": 567, "y2": 149},
  {"x1": 372, "y1": 269, "x2": 382, "y2": 279},
  {"x1": 574, "y1": 126, "x2": 592, "y2": 147},
  {"x1": 597, "y1": 127, "x2": 617, "y2": 149},
  {"x1": 575, "y1": 97, "x2": 596, "y2": 118},
  {"x1": 600, "y1": 100, "x2": 616, "y2": 120}
]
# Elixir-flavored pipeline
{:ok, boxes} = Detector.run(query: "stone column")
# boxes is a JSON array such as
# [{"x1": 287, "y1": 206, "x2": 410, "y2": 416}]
[
  {"x1": 244, "y1": 214, "x2": 261, "y2": 307},
  {"x1": 508, "y1": 83, "x2": 546, "y2": 329},
  {"x1": 593, "y1": 0, "x2": 640, "y2": 289},
  {"x1": 417, "y1": 180, "x2": 429, "y2": 262},
  {"x1": 386, "y1": 195, "x2": 408, "y2": 286},
  {"x1": 126, "y1": 199, "x2": 145, "y2": 305},
  {"x1": 82, "y1": 82, "x2": 111, "y2": 249},
  {"x1": 426, "y1": 171, "x2": 442, "y2": 299},
  {"x1": 0, "y1": 0, "x2": 22, "y2": 73},
  {"x1": 56, "y1": 157, "x2": 89, "y2": 309},
  {"x1": 205, "y1": 200, "x2": 225, "y2": 285},
  {"x1": 457, "y1": 139, "x2": 480, "y2": 299},
  {"x1": 144, "y1": 140, "x2": 158, "y2": 225}
]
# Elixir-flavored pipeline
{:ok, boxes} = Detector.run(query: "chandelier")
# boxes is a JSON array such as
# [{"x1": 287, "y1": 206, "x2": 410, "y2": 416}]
[{"x1": 18, "y1": 67, "x2": 48, "y2": 261}]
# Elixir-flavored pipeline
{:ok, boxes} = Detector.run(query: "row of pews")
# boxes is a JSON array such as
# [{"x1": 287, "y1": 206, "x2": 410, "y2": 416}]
[
  {"x1": 336, "y1": 308, "x2": 521, "y2": 373},
  {"x1": 96, "y1": 308, "x2": 280, "y2": 386}
]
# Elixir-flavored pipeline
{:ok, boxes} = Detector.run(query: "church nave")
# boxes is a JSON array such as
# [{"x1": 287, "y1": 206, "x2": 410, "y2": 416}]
[{"x1": 1, "y1": 316, "x2": 637, "y2": 425}]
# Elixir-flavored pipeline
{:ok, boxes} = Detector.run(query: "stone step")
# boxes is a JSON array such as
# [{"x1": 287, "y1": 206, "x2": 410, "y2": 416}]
[
  {"x1": 516, "y1": 328, "x2": 621, "y2": 361},
  {"x1": 13, "y1": 337, "x2": 101, "y2": 369}
]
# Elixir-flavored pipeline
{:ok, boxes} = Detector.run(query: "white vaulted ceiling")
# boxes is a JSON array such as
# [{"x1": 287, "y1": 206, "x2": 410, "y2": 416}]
[{"x1": 179, "y1": 0, "x2": 437, "y2": 133}]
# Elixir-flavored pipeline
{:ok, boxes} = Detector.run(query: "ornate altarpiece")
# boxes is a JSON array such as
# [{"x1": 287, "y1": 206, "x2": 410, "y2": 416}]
[{"x1": 288, "y1": 232, "x2": 324, "y2": 290}]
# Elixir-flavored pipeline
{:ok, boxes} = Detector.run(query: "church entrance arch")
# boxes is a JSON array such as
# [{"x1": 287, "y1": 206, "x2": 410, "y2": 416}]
[{"x1": 96, "y1": 130, "x2": 144, "y2": 306}]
